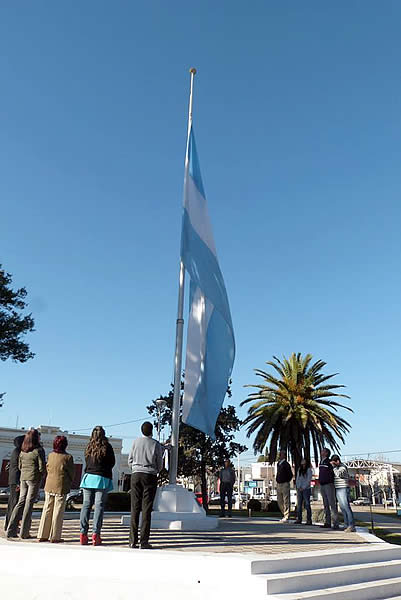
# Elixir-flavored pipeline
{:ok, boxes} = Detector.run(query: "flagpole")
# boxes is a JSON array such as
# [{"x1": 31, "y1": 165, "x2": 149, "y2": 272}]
[{"x1": 169, "y1": 67, "x2": 197, "y2": 485}]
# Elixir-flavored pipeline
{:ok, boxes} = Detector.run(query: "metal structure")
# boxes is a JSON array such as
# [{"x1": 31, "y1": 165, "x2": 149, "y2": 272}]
[{"x1": 345, "y1": 458, "x2": 399, "y2": 508}]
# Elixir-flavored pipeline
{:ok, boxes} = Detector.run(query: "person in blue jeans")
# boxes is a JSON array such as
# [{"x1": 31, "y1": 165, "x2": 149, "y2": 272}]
[
  {"x1": 295, "y1": 459, "x2": 313, "y2": 525},
  {"x1": 79, "y1": 426, "x2": 115, "y2": 546},
  {"x1": 331, "y1": 454, "x2": 355, "y2": 532}
]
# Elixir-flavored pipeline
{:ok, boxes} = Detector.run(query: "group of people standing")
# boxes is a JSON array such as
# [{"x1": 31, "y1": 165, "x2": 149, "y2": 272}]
[
  {"x1": 4, "y1": 425, "x2": 117, "y2": 544},
  {"x1": 3, "y1": 421, "x2": 164, "y2": 548},
  {"x1": 4, "y1": 424, "x2": 356, "y2": 546},
  {"x1": 275, "y1": 448, "x2": 355, "y2": 531}
]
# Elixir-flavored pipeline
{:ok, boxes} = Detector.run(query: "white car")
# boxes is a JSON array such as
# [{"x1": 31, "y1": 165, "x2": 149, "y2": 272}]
[{"x1": 353, "y1": 497, "x2": 370, "y2": 506}]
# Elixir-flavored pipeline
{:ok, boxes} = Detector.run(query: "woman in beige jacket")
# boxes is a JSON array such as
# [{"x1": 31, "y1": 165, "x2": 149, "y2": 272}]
[{"x1": 37, "y1": 435, "x2": 74, "y2": 543}]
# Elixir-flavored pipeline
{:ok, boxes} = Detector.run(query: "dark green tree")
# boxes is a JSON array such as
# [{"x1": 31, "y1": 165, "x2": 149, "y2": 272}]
[
  {"x1": 147, "y1": 381, "x2": 247, "y2": 511},
  {"x1": 1, "y1": 266, "x2": 35, "y2": 405},
  {"x1": 0, "y1": 266, "x2": 35, "y2": 363}
]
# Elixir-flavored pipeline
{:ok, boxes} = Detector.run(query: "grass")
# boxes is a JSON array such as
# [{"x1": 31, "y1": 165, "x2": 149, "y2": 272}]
[{"x1": 356, "y1": 519, "x2": 401, "y2": 546}]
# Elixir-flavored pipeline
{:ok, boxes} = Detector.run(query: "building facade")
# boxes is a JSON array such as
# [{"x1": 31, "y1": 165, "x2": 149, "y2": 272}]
[{"x1": 0, "y1": 425, "x2": 123, "y2": 491}]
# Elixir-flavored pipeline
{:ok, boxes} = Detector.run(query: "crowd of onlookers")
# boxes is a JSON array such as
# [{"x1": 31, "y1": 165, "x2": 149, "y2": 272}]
[{"x1": 2, "y1": 423, "x2": 355, "y2": 548}]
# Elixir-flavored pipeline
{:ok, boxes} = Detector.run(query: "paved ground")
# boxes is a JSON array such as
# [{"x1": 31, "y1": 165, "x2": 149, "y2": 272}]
[
  {"x1": 1, "y1": 515, "x2": 368, "y2": 554},
  {"x1": 353, "y1": 506, "x2": 401, "y2": 536}
]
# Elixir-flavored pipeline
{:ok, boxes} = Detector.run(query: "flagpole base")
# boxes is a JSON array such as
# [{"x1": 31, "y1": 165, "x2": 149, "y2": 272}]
[{"x1": 120, "y1": 484, "x2": 218, "y2": 531}]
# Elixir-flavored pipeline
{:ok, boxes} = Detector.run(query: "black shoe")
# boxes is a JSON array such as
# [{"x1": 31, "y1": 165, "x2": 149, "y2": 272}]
[
  {"x1": 227, "y1": 514, "x2": 232, "y2": 518},
  {"x1": 320, "y1": 524, "x2": 331, "y2": 528},
  {"x1": 294, "y1": 520, "x2": 302, "y2": 524},
  {"x1": 140, "y1": 542, "x2": 153, "y2": 549},
  {"x1": 6, "y1": 533, "x2": 18, "y2": 539},
  {"x1": 219, "y1": 513, "x2": 226, "y2": 518},
  {"x1": 129, "y1": 542, "x2": 138, "y2": 549},
  {"x1": 306, "y1": 521, "x2": 312, "y2": 525}
]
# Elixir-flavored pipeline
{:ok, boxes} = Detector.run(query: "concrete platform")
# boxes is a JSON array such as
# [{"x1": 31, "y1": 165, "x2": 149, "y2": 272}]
[{"x1": 2, "y1": 516, "x2": 400, "y2": 599}]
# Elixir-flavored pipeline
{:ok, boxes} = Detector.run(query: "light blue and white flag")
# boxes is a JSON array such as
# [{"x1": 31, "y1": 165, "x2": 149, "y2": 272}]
[{"x1": 181, "y1": 126, "x2": 235, "y2": 438}]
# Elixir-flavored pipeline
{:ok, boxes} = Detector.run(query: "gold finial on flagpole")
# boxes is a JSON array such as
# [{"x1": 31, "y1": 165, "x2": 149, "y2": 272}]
[{"x1": 189, "y1": 67, "x2": 197, "y2": 75}]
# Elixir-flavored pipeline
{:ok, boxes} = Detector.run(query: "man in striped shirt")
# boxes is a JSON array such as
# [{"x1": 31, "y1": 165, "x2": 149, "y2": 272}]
[{"x1": 331, "y1": 454, "x2": 356, "y2": 532}]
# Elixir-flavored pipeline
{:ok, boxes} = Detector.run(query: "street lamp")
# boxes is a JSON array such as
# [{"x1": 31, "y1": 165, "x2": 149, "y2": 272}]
[{"x1": 156, "y1": 398, "x2": 167, "y2": 442}]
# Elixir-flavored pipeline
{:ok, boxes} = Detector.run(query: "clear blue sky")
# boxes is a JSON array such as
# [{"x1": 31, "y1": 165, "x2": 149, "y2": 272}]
[{"x1": 1, "y1": 1, "x2": 401, "y2": 459}]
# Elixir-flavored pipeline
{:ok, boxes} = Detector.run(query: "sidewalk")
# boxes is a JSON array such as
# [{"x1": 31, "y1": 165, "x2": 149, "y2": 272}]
[
  {"x1": 353, "y1": 507, "x2": 401, "y2": 538},
  {"x1": 1, "y1": 514, "x2": 368, "y2": 554}
]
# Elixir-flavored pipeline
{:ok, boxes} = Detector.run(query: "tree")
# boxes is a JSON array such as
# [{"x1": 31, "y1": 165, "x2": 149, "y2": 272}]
[
  {"x1": 0, "y1": 266, "x2": 35, "y2": 363},
  {"x1": 147, "y1": 382, "x2": 247, "y2": 511},
  {"x1": 257, "y1": 455, "x2": 268, "y2": 463},
  {"x1": 241, "y1": 353, "x2": 352, "y2": 474},
  {"x1": 0, "y1": 266, "x2": 35, "y2": 406}
]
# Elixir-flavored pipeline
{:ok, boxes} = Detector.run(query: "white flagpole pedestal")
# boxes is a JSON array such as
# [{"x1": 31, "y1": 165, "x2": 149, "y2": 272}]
[{"x1": 121, "y1": 484, "x2": 218, "y2": 530}]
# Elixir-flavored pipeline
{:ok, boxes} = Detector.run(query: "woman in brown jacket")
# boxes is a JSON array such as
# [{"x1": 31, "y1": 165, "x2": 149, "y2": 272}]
[{"x1": 37, "y1": 435, "x2": 74, "y2": 543}]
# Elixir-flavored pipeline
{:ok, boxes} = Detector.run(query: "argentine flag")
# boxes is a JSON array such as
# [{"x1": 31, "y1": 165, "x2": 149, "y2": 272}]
[{"x1": 181, "y1": 126, "x2": 235, "y2": 438}]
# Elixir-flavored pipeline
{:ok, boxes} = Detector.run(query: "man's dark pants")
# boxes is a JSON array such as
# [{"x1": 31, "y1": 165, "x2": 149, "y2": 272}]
[
  {"x1": 220, "y1": 482, "x2": 233, "y2": 516},
  {"x1": 130, "y1": 472, "x2": 158, "y2": 545},
  {"x1": 5, "y1": 484, "x2": 19, "y2": 530}
]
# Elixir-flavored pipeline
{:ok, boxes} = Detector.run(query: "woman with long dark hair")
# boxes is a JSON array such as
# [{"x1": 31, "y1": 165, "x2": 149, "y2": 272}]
[
  {"x1": 295, "y1": 458, "x2": 313, "y2": 525},
  {"x1": 79, "y1": 426, "x2": 115, "y2": 546},
  {"x1": 6, "y1": 429, "x2": 45, "y2": 539},
  {"x1": 37, "y1": 435, "x2": 74, "y2": 543}
]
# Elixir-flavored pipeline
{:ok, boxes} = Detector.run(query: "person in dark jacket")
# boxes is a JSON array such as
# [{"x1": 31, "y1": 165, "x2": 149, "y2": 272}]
[
  {"x1": 79, "y1": 426, "x2": 115, "y2": 546},
  {"x1": 6, "y1": 429, "x2": 45, "y2": 539},
  {"x1": 318, "y1": 448, "x2": 339, "y2": 529},
  {"x1": 5, "y1": 435, "x2": 25, "y2": 530},
  {"x1": 276, "y1": 450, "x2": 293, "y2": 522},
  {"x1": 218, "y1": 460, "x2": 236, "y2": 518}
]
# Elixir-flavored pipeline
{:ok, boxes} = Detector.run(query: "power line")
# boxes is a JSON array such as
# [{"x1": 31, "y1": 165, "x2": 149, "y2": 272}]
[
  {"x1": 343, "y1": 449, "x2": 401, "y2": 457},
  {"x1": 69, "y1": 417, "x2": 149, "y2": 433}
]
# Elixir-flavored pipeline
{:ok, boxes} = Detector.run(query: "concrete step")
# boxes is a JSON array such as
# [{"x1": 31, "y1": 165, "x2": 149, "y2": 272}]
[
  {"x1": 271, "y1": 576, "x2": 401, "y2": 600},
  {"x1": 251, "y1": 544, "x2": 401, "y2": 574},
  {"x1": 264, "y1": 559, "x2": 401, "y2": 595}
]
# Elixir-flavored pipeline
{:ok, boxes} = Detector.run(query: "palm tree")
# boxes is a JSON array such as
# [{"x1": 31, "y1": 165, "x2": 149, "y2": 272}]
[{"x1": 241, "y1": 353, "x2": 352, "y2": 472}]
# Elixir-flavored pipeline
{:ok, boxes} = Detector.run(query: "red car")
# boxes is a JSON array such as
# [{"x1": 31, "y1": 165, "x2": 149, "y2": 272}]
[{"x1": 194, "y1": 492, "x2": 209, "y2": 506}]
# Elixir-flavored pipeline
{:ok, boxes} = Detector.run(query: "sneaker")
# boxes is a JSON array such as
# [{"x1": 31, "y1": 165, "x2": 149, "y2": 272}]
[
  {"x1": 80, "y1": 533, "x2": 88, "y2": 545},
  {"x1": 140, "y1": 542, "x2": 153, "y2": 549},
  {"x1": 92, "y1": 534, "x2": 102, "y2": 546},
  {"x1": 129, "y1": 542, "x2": 138, "y2": 549},
  {"x1": 280, "y1": 518, "x2": 289, "y2": 523}
]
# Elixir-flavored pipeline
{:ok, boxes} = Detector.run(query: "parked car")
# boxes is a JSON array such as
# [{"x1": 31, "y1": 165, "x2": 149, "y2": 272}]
[
  {"x1": 34, "y1": 490, "x2": 45, "y2": 503},
  {"x1": 66, "y1": 489, "x2": 83, "y2": 510},
  {"x1": 353, "y1": 497, "x2": 370, "y2": 506},
  {"x1": 194, "y1": 492, "x2": 209, "y2": 506},
  {"x1": 0, "y1": 487, "x2": 10, "y2": 502}
]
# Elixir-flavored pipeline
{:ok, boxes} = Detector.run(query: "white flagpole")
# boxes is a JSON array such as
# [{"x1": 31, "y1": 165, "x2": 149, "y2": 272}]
[{"x1": 169, "y1": 67, "x2": 197, "y2": 485}]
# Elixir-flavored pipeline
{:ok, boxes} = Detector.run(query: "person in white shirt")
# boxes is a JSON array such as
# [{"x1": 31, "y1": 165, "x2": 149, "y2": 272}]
[{"x1": 295, "y1": 458, "x2": 313, "y2": 525}]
